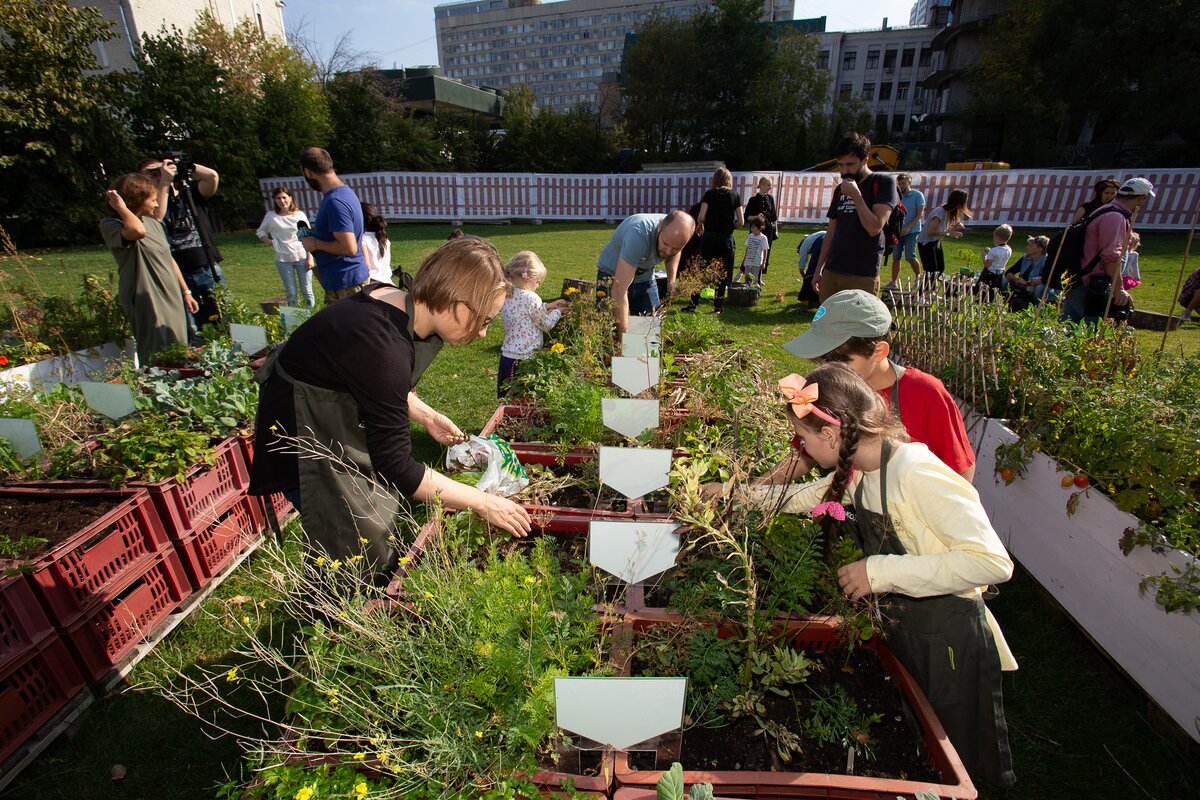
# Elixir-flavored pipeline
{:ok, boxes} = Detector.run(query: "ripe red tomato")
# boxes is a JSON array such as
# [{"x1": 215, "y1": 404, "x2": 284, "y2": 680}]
[
  {"x1": 1000, "y1": 469, "x2": 1015, "y2": 482},
  {"x1": 1073, "y1": 474, "x2": 1089, "y2": 488}
]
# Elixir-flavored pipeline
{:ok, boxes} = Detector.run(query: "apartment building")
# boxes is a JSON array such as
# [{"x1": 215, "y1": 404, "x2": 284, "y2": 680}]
[
  {"x1": 72, "y1": 0, "x2": 287, "y2": 73},
  {"x1": 434, "y1": 0, "x2": 793, "y2": 110}
]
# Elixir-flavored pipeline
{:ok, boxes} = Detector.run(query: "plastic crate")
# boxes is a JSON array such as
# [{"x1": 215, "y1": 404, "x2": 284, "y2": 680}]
[
  {"x1": 134, "y1": 437, "x2": 251, "y2": 540},
  {"x1": 0, "y1": 633, "x2": 87, "y2": 764},
  {"x1": 612, "y1": 612, "x2": 977, "y2": 800},
  {"x1": 61, "y1": 549, "x2": 192, "y2": 685},
  {"x1": 0, "y1": 576, "x2": 53, "y2": 675},
  {"x1": 0, "y1": 485, "x2": 171, "y2": 628},
  {"x1": 481, "y1": 404, "x2": 693, "y2": 466},
  {"x1": 172, "y1": 494, "x2": 264, "y2": 591}
]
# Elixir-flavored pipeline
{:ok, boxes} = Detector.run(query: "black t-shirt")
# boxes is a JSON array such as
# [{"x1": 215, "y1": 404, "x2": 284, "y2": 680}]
[
  {"x1": 249, "y1": 287, "x2": 428, "y2": 497},
  {"x1": 162, "y1": 188, "x2": 224, "y2": 272},
  {"x1": 824, "y1": 173, "x2": 898, "y2": 277},
  {"x1": 701, "y1": 188, "x2": 743, "y2": 238}
]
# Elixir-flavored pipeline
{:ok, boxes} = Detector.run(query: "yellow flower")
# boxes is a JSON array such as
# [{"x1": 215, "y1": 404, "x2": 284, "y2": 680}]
[
  {"x1": 550, "y1": 343, "x2": 565, "y2": 353},
  {"x1": 423, "y1": 591, "x2": 433, "y2": 599},
  {"x1": 352, "y1": 752, "x2": 365, "y2": 761},
  {"x1": 270, "y1": 424, "x2": 278, "y2": 433},
  {"x1": 242, "y1": 615, "x2": 250, "y2": 625},
  {"x1": 359, "y1": 537, "x2": 369, "y2": 545},
  {"x1": 351, "y1": 554, "x2": 364, "y2": 562},
  {"x1": 329, "y1": 559, "x2": 342, "y2": 571},
  {"x1": 474, "y1": 730, "x2": 484, "y2": 739},
  {"x1": 295, "y1": 788, "x2": 314, "y2": 800},
  {"x1": 378, "y1": 750, "x2": 391, "y2": 763},
  {"x1": 329, "y1": 696, "x2": 339, "y2": 705},
  {"x1": 225, "y1": 667, "x2": 238, "y2": 683},
  {"x1": 315, "y1": 556, "x2": 325, "y2": 567},
  {"x1": 564, "y1": 287, "x2": 580, "y2": 295},
  {"x1": 355, "y1": 782, "x2": 368, "y2": 798},
  {"x1": 524, "y1": 576, "x2": 536, "y2": 585},
  {"x1": 399, "y1": 556, "x2": 410, "y2": 565},
  {"x1": 391, "y1": 766, "x2": 400, "y2": 775},
  {"x1": 595, "y1": 289, "x2": 607, "y2": 298}
]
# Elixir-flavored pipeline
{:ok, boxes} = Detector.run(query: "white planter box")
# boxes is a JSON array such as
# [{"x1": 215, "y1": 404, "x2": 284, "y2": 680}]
[
  {"x1": 966, "y1": 409, "x2": 1200, "y2": 743},
  {"x1": 0, "y1": 341, "x2": 131, "y2": 393}
]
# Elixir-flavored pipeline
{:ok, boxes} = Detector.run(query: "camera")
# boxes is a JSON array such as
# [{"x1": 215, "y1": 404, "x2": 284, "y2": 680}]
[{"x1": 163, "y1": 150, "x2": 196, "y2": 182}]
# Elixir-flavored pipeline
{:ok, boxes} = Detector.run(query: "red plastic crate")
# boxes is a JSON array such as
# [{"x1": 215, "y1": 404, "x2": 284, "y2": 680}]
[
  {"x1": 612, "y1": 612, "x2": 977, "y2": 800},
  {"x1": 172, "y1": 494, "x2": 264, "y2": 591},
  {"x1": 0, "y1": 633, "x2": 88, "y2": 764},
  {"x1": 480, "y1": 404, "x2": 694, "y2": 466},
  {"x1": 134, "y1": 437, "x2": 251, "y2": 540},
  {"x1": 61, "y1": 549, "x2": 192, "y2": 685},
  {"x1": 0, "y1": 575, "x2": 53, "y2": 675},
  {"x1": 0, "y1": 485, "x2": 172, "y2": 628}
]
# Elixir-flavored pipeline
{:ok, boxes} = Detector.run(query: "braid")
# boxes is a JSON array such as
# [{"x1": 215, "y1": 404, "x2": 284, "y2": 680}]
[{"x1": 819, "y1": 417, "x2": 860, "y2": 562}]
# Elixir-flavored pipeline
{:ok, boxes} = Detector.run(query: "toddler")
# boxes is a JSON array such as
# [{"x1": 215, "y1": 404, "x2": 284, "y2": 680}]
[
  {"x1": 979, "y1": 224, "x2": 1013, "y2": 290},
  {"x1": 498, "y1": 251, "x2": 568, "y2": 397},
  {"x1": 1122, "y1": 232, "x2": 1141, "y2": 290},
  {"x1": 740, "y1": 217, "x2": 769, "y2": 288}
]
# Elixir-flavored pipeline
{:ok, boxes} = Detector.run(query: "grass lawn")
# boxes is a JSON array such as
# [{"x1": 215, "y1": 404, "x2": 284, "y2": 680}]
[{"x1": 1, "y1": 223, "x2": 1198, "y2": 799}]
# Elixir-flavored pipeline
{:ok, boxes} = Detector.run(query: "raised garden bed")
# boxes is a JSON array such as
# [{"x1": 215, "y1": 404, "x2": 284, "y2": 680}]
[
  {"x1": 0, "y1": 631, "x2": 88, "y2": 764},
  {"x1": 612, "y1": 611, "x2": 975, "y2": 800},
  {"x1": 0, "y1": 342, "x2": 128, "y2": 394},
  {"x1": 0, "y1": 486, "x2": 171, "y2": 628},
  {"x1": 171, "y1": 493, "x2": 264, "y2": 591},
  {"x1": 481, "y1": 404, "x2": 692, "y2": 466},
  {"x1": 0, "y1": 575, "x2": 53, "y2": 674}
]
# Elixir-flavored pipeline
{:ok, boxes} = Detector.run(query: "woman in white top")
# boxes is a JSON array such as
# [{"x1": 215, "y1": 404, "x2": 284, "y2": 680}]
[
  {"x1": 360, "y1": 203, "x2": 393, "y2": 285},
  {"x1": 256, "y1": 187, "x2": 315, "y2": 307},
  {"x1": 916, "y1": 188, "x2": 971, "y2": 277}
]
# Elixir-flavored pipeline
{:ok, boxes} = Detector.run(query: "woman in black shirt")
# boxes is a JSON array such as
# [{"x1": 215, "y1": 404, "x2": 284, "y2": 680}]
[{"x1": 696, "y1": 167, "x2": 744, "y2": 313}]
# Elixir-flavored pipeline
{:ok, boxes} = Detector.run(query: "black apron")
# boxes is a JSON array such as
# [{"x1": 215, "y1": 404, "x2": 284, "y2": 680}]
[
  {"x1": 845, "y1": 440, "x2": 1015, "y2": 786},
  {"x1": 254, "y1": 287, "x2": 443, "y2": 569}
]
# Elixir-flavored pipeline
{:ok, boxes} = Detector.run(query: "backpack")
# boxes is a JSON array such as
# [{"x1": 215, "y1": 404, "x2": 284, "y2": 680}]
[
  {"x1": 884, "y1": 198, "x2": 907, "y2": 247},
  {"x1": 1044, "y1": 206, "x2": 1124, "y2": 289}
]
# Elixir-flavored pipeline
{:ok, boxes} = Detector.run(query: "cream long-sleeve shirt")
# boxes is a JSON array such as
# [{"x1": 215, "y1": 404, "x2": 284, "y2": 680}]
[{"x1": 746, "y1": 441, "x2": 1017, "y2": 670}]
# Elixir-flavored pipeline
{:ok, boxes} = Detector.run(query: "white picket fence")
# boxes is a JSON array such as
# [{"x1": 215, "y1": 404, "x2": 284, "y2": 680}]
[{"x1": 261, "y1": 168, "x2": 1200, "y2": 230}]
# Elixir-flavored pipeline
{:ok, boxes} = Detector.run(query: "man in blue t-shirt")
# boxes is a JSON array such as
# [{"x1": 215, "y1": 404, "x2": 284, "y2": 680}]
[
  {"x1": 596, "y1": 211, "x2": 695, "y2": 333},
  {"x1": 299, "y1": 147, "x2": 368, "y2": 303},
  {"x1": 885, "y1": 173, "x2": 925, "y2": 289}
]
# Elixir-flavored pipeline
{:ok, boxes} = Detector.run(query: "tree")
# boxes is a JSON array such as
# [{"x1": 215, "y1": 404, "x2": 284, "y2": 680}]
[
  {"x1": 621, "y1": 14, "x2": 704, "y2": 161},
  {"x1": 0, "y1": 0, "x2": 131, "y2": 244}
]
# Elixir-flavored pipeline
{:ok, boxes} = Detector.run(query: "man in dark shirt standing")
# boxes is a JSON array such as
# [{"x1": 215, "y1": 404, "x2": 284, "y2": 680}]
[
  {"x1": 138, "y1": 155, "x2": 224, "y2": 336},
  {"x1": 812, "y1": 132, "x2": 897, "y2": 303}
]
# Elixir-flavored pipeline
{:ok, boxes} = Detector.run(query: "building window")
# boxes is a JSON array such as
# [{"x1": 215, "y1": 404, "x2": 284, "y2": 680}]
[
  {"x1": 883, "y1": 50, "x2": 896, "y2": 70},
  {"x1": 880, "y1": 83, "x2": 892, "y2": 100},
  {"x1": 919, "y1": 47, "x2": 932, "y2": 67},
  {"x1": 897, "y1": 83, "x2": 909, "y2": 100},
  {"x1": 901, "y1": 48, "x2": 915, "y2": 67},
  {"x1": 839, "y1": 83, "x2": 852, "y2": 100},
  {"x1": 892, "y1": 114, "x2": 906, "y2": 131},
  {"x1": 865, "y1": 49, "x2": 879, "y2": 70},
  {"x1": 817, "y1": 49, "x2": 829, "y2": 70},
  {"x1": 842, "y1": 51, "x2": 856, "y2": 71},
  {"x1": 862, "y1": 83, "x2": 875, "y2": 101},
  {"x1": 875, "y1": 113, "x2": 887, "y2": 132}
]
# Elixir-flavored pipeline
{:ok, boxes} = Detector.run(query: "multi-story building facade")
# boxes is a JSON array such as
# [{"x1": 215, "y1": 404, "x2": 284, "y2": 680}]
[
  {"x1": 72, "y1": 0, "x2": 287, "y2": 73},
  {"x1": 435, "y1": 0, "x2": 793, "y2": 111},
  {"x1": 923, "y1": 0, "x2": 1008, "y2": 151}
]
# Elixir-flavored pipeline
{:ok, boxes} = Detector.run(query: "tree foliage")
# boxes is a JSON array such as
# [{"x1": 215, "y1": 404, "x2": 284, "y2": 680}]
[{"x1": 0, "y1": 0, "x2": 132, "y2": 243}]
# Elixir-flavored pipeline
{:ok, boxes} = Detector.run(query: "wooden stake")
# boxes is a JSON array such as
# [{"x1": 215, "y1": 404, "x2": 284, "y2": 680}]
[{"x1": 1158, "y1": 199, "x2": 1200, "y2": 353}]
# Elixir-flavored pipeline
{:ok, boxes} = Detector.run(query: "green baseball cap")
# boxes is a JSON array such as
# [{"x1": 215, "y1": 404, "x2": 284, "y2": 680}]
[{"x1": 783, "y1": 290, "x2": 892, "y2": 359}]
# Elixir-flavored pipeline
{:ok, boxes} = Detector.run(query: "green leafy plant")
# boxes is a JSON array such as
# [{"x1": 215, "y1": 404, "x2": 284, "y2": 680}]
[
  {"x1": 656, "y1": 762, "x2": 713, "y2": 800},
  {"x1": 51, "y1": 414, "x2": 214, "y2": 483},
  {"x1": 805, "y1": 685, "x2": 883, "y2": 762}
]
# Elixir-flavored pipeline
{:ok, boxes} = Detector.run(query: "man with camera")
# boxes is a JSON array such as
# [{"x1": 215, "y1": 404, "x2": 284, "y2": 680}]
[{"x1": 137, "y1": 154, "x2": 224, "y2": 337}]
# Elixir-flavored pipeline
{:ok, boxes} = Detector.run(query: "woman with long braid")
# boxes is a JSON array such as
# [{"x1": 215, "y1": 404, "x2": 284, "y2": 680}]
[{"x1": 731, "y1": 363, "x2": 1017, "y2": 787}]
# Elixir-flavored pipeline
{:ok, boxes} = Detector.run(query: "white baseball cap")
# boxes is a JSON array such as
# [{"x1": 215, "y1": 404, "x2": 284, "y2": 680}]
[{"x1": 1117, "y1": 177, "x2": 1156, "y2": 198}]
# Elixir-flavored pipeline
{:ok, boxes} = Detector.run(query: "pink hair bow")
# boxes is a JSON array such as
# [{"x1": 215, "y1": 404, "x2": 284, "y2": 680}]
[
  {"x1": 778, "y1": 374, "x2": 841, "y2": 427},
  {"x1": 811, "y1": 501, "x2": 847, "y2": 521}
]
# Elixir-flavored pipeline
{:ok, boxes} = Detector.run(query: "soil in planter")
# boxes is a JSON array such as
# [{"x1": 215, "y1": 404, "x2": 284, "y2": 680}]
[
  {"x1": 474, "y1": 529, "x2": 589, "y2": 573},
  {"x1": 630, "y1": 643, "x2": 942, "y2": 782},
  {"x1": 496, "y1": 412, "x2": 687, "y2": 451},
  {"x1": 536, "y1": 742, "x2": 606, "y2": 777},
  {"x1": 523, "y1": 463, "x2": 672, "y2": 514},
  {"x1": 0, "y1": 495, "x2": 124, "y2": 559}
]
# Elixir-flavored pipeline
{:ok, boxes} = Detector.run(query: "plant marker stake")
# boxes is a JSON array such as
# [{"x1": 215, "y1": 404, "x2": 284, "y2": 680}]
[
  {"x1": 598, "y1": 447, "x2": 672, "y2": 498},
  {"x1": 0, "y1": 418, "x2": 40, "y2": 459},
  {"x1": 1159, "y1": 198, "x2": 1200, "y2": 353},
  {"x1": 279, "y1": 306, "x2": 314, "y2": 337},
  {"x1": 588, "y1": 519, "x2": 680, "y2": 583},
  {"x1": 612, "y1": 356, "x2": 660, "y2": 396},
  {"x1": 554, "y1": 676, "x2": 686, "y2": 750},
  {"x1": 79, "y1": 381, "x2": 136, "y2": 420},
  {"x1": 601, "y1": 398, "x2": 660, "y2": 439},
  {"x1": 230, "y1": 323, "x2": 268, "y2": 356}
]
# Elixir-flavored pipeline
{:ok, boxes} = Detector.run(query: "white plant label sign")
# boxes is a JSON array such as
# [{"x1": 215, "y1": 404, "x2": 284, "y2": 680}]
[
  {"x1": 279, "y1": 306, "x2": 313, "y2": 336},
  {"x1": 599, "y1": 446, "x2": 672, "y2": 498},
  {"x1": 589, "y1": 520, "x2": 680, "y2": 583},
  {"x1": 0, "y1": 418, "x2": 40, "y2": 459},
  {"x1": 611, "y1": 356, "x2": 660, "y2": 396},
  {"x1": 621, "y1": 332, "x2": 661, "y2": 359},
  {"x1": 601, "y1": 398, "x2": 659, "y2": 438},
  {"x1": 627, "y1": 316, "x2": 662, "y2": 336},
  {"x1": 80, "y1": 381, "x2": 137, "y2": 420},
  {"x1": 230, "y1": 324, "x2": 269, "y2": 356},
  {"x1": 555, "y1": 677, "x2": 687, "y2": 749}
]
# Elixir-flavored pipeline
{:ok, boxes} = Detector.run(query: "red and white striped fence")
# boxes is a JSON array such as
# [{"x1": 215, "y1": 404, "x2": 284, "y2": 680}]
[{"x1": 261, "y1": 168, "x2": 1200, "y2": 230}]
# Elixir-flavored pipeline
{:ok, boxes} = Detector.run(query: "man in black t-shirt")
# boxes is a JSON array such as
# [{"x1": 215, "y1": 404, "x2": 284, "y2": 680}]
[
  {"x1": 138, "y1": 156, "x2": 225, "y2": 337},
  {"x1": 813, "y1": 132, "x2": 897, "y2": 303}
]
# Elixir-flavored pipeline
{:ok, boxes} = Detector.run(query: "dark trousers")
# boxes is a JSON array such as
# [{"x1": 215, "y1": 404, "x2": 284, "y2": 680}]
[
  {"x1": 497, "y1": 355, "x2": 521, "y2": 398},
  {"x1": 183, "y1": 263, "x2": 226, "y2": 337},
  {"x1": 695, "y1": 232, "x2": 736, "y2": 310},
  {"x1": 918, "y1": 240, "x2": 944, "y2": 274}
]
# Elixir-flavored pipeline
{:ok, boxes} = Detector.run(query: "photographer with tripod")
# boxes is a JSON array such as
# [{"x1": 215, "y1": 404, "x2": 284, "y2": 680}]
[{"x1": 137, "y1": 154, "x2": 225, "y2": 338}]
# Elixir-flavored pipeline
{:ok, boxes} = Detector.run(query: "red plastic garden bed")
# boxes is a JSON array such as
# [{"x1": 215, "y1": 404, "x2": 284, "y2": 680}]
[
  {"x1": 61, "y1": 548, "x2": 192, "y2": 685},
  {"x1": 132, "y1": 437, "x2": 250, "y2": 540},
  {"x1": 0, "y1": 575, "x2": 53, "y2": 675},
  {"x1": 172, "y1": 493, "x2": 265, "y2": 591},
  {"x1": 0, "y1": 485, "x2": 172, "y2": 628},
  {"x1": 611, "y1": 611, "x2": 977, "y2": 800},
  {"x1": 0, "y1": 632, "x2": 88, "y2": 764},
  {"x1": 480, "y1": 404, "x2": 694, "y2": 466}
]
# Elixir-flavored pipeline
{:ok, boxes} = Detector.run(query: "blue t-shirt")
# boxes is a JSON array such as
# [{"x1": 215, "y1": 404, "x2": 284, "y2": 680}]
[
  {"x1": 312, "y1": 184, "x2": 368, "y2": 291},
  {"x1": 898, "y1": 188, "x2": 926, "y2": 235},
  {"x1": 597, "y1": 214, "x2": 664, "y2": 285}
]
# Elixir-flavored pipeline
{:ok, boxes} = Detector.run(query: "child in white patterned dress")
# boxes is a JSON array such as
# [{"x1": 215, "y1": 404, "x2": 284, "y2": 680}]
[{"x1": 498, "y1": 251, "x2": 568, "y2": 397}]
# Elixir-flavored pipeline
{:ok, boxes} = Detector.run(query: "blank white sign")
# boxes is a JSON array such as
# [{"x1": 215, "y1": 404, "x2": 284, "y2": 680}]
[
  {"x1": 627, "y1": 316, "x2": 663, "y2": 336},
  {"x1": 80, "y1": 381, "x2": 136, "y2": 420},
  {"x1": 230, "y1": 324, "x2": 269, "y2": 356},
  {"x1": 589, "y1": 519, "x2": 680, "y2": 583},
  {"x1": 599, "y1": 446, "x2": 672, "y2": 498},
  {"x1": 612, "y1": 356, "x2": 660, "y2": 396},
  {"x1": 555, "y1": 676, "x2": 687, "y2": 749},
  {"x1": 601, "y1": 398, "x2": 659, "y2": 439},
  {"x1": 621, "y1": 332, "x2": 661, "y2": 359},
  {"x1": 0, "y1": 418, "x2": 40, "y2": 459}
]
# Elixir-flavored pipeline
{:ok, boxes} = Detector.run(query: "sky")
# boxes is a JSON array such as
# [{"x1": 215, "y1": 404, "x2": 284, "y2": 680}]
[{"x1": 279, "y1": 0, "x2": 920, "y2": 71}]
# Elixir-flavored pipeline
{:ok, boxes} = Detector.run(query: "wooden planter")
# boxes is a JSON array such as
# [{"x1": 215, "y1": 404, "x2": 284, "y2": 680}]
[
  {"x1": 966, "y1": 410, "x2": 1200, "y2": 744},
  {"x1": 611, "y1": 611, "x2": 976, "y2": 800}
]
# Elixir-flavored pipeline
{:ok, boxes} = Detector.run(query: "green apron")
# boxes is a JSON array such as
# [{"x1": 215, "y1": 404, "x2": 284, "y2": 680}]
[
  {"x1": 846, "y1": 440, "x2": 1015, "y2": 786},
  {"x1": 256, "y1": 287, "x2": 443, "y2": 569}
]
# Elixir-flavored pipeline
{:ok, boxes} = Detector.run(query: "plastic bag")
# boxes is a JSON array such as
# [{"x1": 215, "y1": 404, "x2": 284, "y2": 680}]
[{"x1": 445, "y1": 434, "x2": 529, "y2": 497}]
